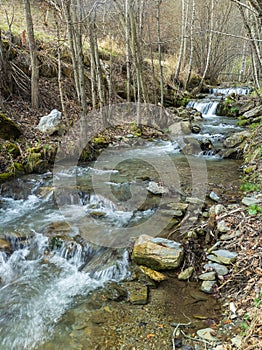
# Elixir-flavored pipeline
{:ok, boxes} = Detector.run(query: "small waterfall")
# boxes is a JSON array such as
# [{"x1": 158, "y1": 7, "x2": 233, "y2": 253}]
[
  {"x1": 210, "y1": 87, "x2": 250, "y2": 95},
  {"x1": 0, "y1": 233, "x2": 129, "y2": 350},
  {"x1": 187, "y1": 100, "x2": 219, "y2": 116}
]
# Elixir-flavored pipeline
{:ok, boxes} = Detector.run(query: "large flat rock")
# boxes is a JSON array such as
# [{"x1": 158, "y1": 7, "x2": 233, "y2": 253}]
[{"x1": 132, "y1": 234, "x2": 184, "y2": 270}]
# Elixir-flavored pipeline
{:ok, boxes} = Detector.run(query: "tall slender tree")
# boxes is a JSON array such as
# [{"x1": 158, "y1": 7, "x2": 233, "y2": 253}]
[{"x1": 24, "y1": 0, "x2": 39, "y2": 108}]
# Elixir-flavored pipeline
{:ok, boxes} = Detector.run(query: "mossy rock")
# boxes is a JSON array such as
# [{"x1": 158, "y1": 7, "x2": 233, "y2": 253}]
[
  {"x1": 0, "y1": 113, "x2": 22, "y2": 140},
  {"x1": 0, "y1": 172, "x2": 14, "y2": 182}
]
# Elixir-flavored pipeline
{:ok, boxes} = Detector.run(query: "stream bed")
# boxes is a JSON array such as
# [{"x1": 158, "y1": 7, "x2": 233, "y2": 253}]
[{"x1": 0, "y1": 87, "x2": 249, "y2": 349}]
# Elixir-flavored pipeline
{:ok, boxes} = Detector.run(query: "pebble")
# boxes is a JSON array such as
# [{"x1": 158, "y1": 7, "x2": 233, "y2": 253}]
[
  {"x1": 200, "y1": 280, "x2": 216, "y2": 294},
  {"x1": 178, "y1": 266, "x2": 194, "y2": 280},
  {"x1": 210, "y1": 249, "x2": 238, "y2": 264},
  {"x1": 199, "y1": 272, "x2": 216, "y2": 281},
  {"x1": 209, "y1": 204, "x2": 226, "y2": 215},
  {"x1": 197, "y1": 327, "x2": 218, "y2": 341},
  {"x1": 204, "y1": 262, "x2": 229, "y2": 276},
  {"x1": 242, "y1": 196, "x2": 262, "y2": 206},
  {"x1": 146, "y1": 181, "x2": 169, "y2": 195},
  {"x1": 217, "y1": 220, "x2": 230, "y2": 233},
  {"x1": 231, "y1": 335, "x2": 242, "y2": 347},
  {"x1": 209, "y1": 191, "x2": 220, "y2": 202}
]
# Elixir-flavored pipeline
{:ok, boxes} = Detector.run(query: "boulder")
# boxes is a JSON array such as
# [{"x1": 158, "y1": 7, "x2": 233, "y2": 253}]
[
  {"x1": 0, "y1": 113, "x2": 22, "y2": 140},
  {"x1": 37, "y1": 109, "x2": 64, "y2": 135},
  {"x1": 243, "y1": 104, "x2": 262, "y2": 119},
  {"x1": 224, "y1": 131, "x2": 251, "y2": 149},
  {"x1": 168, "y1": 121, "x2": 191, "y2": 135},
  {"x1": 132, "y1": 234, "x2": 184, "y2": 270}
]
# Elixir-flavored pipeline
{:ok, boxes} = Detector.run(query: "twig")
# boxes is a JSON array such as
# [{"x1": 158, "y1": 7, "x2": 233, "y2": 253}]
[{"x1": 172, "y1": 313, "x2": 191, "y2": 350}]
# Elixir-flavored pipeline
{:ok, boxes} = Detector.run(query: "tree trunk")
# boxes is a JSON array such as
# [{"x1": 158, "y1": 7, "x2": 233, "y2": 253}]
[
  {"x1": 125, "y1": 0, "x2": 131, "y2": 102},
  {"x1": 185, "y1": 0, "x2": 195, "y2": 89},
  {"x1": 24, "y1": 0, "x2": 39, "y2": 109},
  {"x1": 175, "y1": 0, "x2": 186, "y2": 82},
  {"x1": 200, "y1": 0, "x2": 214, "y2": 87},
  {"x1": 157, "y1": 0, "x2": 164, "y2": 108}
]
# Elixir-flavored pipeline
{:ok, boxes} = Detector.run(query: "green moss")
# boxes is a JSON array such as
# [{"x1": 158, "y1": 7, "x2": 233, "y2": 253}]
[
  {"x1": 0, "y1": 172, "x2": 13, "y2": 182},
  {"x1": 14, "y1": 162, "x2": 24, "y2": 171},
  {"x1": 237, "y1": 118, "x2": 250, "y2": 127},
  {"x1": 93, "y1": 136, "x2": 108, "y2": 145},
  {"x1": 4, "y1": 142, "x2": 21, "y2": 157},
  {"x1": 177, "y1": 97, "x2": 190, "y2": 107},
  {"x1": 0, "y1": 112, "x2": 22, "y2": 140}
]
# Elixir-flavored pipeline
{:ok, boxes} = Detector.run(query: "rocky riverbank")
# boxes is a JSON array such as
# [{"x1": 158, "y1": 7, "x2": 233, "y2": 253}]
[{"x1": 0, "y1": 91, "x2": 261, "y2": 349}]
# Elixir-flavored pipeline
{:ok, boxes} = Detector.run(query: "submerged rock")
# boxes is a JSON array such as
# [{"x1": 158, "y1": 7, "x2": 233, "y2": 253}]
[
  {"x1": 126, "y1": 282, "x2": 148, "y2": 305},
  {"x1": 132, "y1": 234, "x2": 184, "y2": 270}
]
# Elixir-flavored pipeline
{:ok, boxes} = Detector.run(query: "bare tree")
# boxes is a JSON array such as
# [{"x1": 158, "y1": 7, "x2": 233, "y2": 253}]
[{"x1": 24, "y1": 0, "x2": 39, "y2": 108}]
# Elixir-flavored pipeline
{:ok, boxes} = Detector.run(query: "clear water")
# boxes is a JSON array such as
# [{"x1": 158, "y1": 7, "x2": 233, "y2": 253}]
[{"x1": 0, "y1": 88, "x2": 245, "y2": 349}]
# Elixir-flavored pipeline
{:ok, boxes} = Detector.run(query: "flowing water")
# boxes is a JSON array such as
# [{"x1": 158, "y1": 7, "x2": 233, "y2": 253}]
[{"x1": 0, "y1": 87, "x2": 250, "y2": 349}]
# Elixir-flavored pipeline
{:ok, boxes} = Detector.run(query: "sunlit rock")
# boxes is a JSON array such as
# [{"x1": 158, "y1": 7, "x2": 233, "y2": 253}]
[
  {"x1": 132, "y1": 234, "x2": 184, "y2": 270},
  {"x1": 37, "y1": 109, "x2": 64, "y2": 135}
]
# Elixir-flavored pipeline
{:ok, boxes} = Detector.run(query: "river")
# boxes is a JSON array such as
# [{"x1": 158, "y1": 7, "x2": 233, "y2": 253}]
[{"x1": 0, "y1": 87, "x2": 249, "y2": 349}]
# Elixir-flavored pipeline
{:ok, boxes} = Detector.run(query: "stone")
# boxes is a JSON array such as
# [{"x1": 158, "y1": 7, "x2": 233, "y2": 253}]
[
  {"x1": 168, "y1": 121, "x2": 191, "y2": 136},
  {"x1": 209, "y1": 191, "x2": 220, "y2": 202},
  {"x1": 242, "y1": 196, "x2": 262, "y2": 206},
  {"x1": 243, "y1": 104, "x2": 262, "y2": 119},
  {"x1": 182, "y1": 138, "x2": 202, "y2": 155},
  {"x1": 191, "y1": 124, "x2": 201, "y2": 133},
  {"x1": 139, "y1": 266, "x2": 167, "y2": 282},
  {"x1": 197, "y1": 328, "x2": 218, "y2": 341},
  {"x1": 224, "y1": 131, "x2": 251, "y2": 148},
  {"x1": 211, "y1": 249, "x2": 237, "y2": 264},
  {"x1": 200, "y1": 280, "x2": 216, "y2": 294},
  {"x1": 166, "y1": 202, "x2": 188, "y2": 211},
  {"x1": 0, "y1": 238, "x2": 11, "y2": 253},
  {"x1": 204, "y1": 263, "x2": 229, "y2": 276},
  {"x1": 220, "y1": 230, "x2": 241, "y2": 241},
  {"x1": 127, "y1": 283, "x2": 148, "y2": 305},
  {"x1": 186, "y1": 197, "x2": 204, "y2": 205},
  {"x1": 217, "y1": 220, "x2": 230, "y2": 233},
  {"x1": 158, "y1": 209, "x2": 178, "y2": 217},
  {"x1": 231, "y1": 335, "x2": 242, "y2": 348},
  {"x1": 199, "y1": 272, "x2": 216, "y2": 281},
  {"x1": 132, "y1": 234, "x2": 184, "y2": 270},
  {"x1": 146, "y1": 181, "x2": 169, "y2": 195},
  {"x1": 103, "y1": 282, "x2": 128, "y2": 301},
  {"x1": 37, "y1": 109, "x2": 63, "y2": 135},
  {"x1": 178, "y1": 266, "x2": 194, "y2": 280},
  {"x1": 209, "y1": 204, "x2": 226, "y2": 216},
  {"x1": 0, "y1": 112, "x2": 22, "y2": 140}
]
